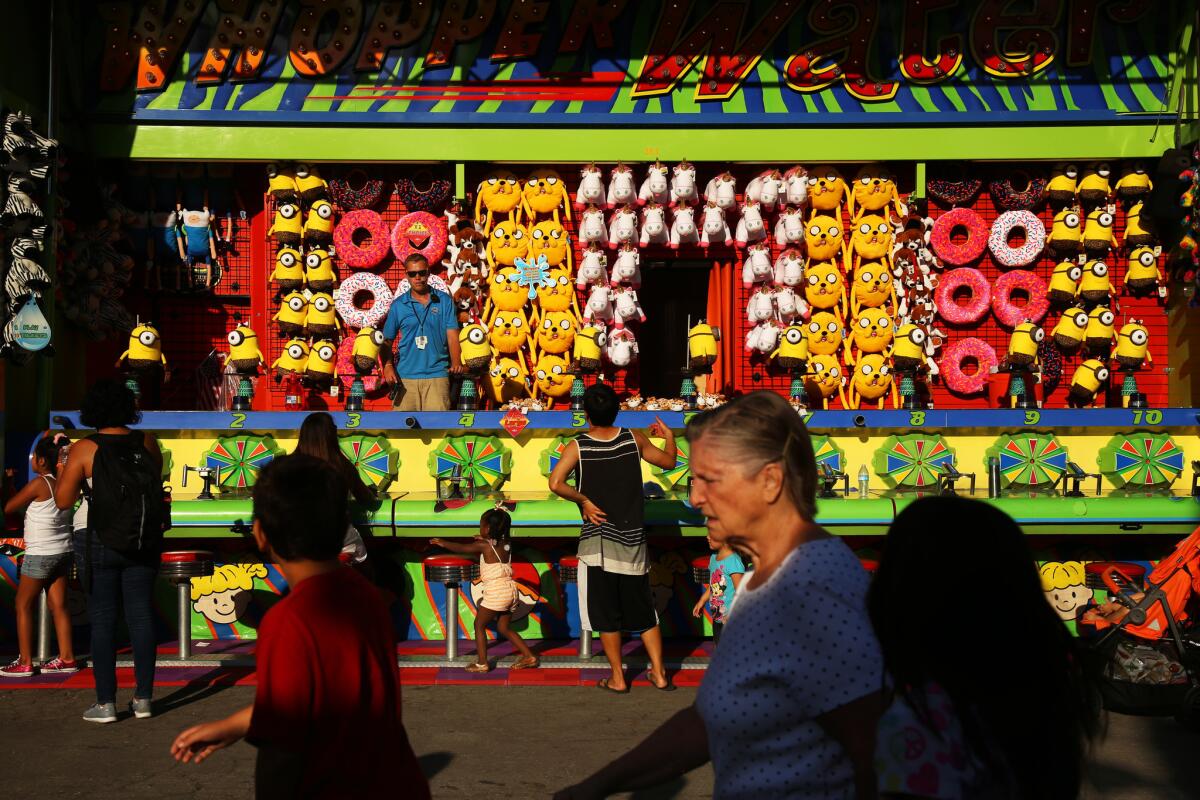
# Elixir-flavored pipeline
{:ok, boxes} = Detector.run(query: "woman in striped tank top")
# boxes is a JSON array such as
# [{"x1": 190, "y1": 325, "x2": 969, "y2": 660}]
[{"x1": 430, "y1": 507, "x2": 539, "y2": 672}]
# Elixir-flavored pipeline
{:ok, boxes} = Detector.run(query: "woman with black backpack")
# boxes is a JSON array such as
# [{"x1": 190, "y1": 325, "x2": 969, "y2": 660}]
[{"x1": 56, "y1": 379, "x2": 166, "y2": 724}]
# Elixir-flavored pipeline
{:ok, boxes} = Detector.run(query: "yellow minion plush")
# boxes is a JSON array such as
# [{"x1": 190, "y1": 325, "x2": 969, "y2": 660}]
[
  {"x1": 1077, "y1": 163, "x2": 1112, "y2": 205},
  {"x1": 305, "y1": 293, "x2": 341, "y2": 340},
  {"x1": 1082, "y1": 208, "x2": 1116, "y2": 256},
  {"x1": 269, "y1": 201, "x2": 302, "y2": 246},
  {"x1": 1076, "y1": 260, "x2": 1112, "y2": 307},
  {"x1": 266, "y1": 162, "x2": 298, "y2": 204},
  {"x1": 305, "y1": 249, "x2": 336, "y2": 293},
  {"x1": 458, "y1": 323, "x2": 492, "y2": 373},
  {"x1": 1046, "y1": 208, "x2": 1083, "y2": 256},
  {"x1": 1006, "y1": 321, "x2": 1043, "y2": 369},
  {"x1": 294, "y1": 163, "x2": 328, "y2": 203},
  {"x1": 687, "y1": 321, "x2": 719, "y2": 374},
  {"x1": 1067, "y1": 360, "x2": 1109, "y2": 407},
  {"x1": 273, "y1": 292, "x2": 308, "y2": 338},
  {"x1": 770, "y1": 324, "x2": 809, "y2": 371},
  {"x1": 271, "y1": 247, "x2": 305, "y2": 292},
  {"x1": 575, "y1": 325, "x2": 606, "y2": 373},
  {"x1": 1113, "y1": 321, "x2": 1151, "y2": 371},
  {"x1": 1048, "y1": 260, "x2": 1083, "y2": 307},
  {"x1": 303, "y1": 198, "x2": 335, "y2": 245},
  {"x1": 117, "y1": 323, "x2": 168, "y2": 374},
  {"x1": 271, "y1": 339, "x2": 309, "y2": 377},
  {"x1": 1084, "y1": 307, "x2": 1116, "y2": 356},
  {"x1": 1115, "y1": 163, "x2": 1153, "y2": 203},
  {"x1": 305, "y1": 340, "x2": 338, "y2": 386},
  {"x1": 1122, "y1": 201, "x2": 1155, "y2": 249},
  {"x1": 226, "y1": 325, "x2": 264, "y2": 375},
  {"x1": 1051, "y1": 308, "x2": 1089, "y2": 351},
  {"x1": 351, "y1": 327, "x2": 384, "y2": 375},
  {"x1": 1124, "y1": 246, "x2": 1162, "y2": 296},
  {"x1": 1045, "y1": 164, "x2": 1079, "y2": 205}
]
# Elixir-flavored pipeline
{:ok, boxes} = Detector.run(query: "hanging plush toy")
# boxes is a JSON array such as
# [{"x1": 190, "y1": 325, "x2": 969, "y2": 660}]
[
  {"x1": 227, "y1": 324, "x2": 265, "y2": 375},
  {"x1": 1125, "y1": 246, "x2": 1164, "y2": 297},
  {"x1": 1085, "y1": 307, "x2": 1117, "y2": 356},
  {"x1": 535, "y1": 269, "x2": 581, "y2": 319},
  {"x1": 305, "y1": 292, "x2": 341, "y2": 340},
  {"x1": 846, "y1": 307, "x2": 895, "y2": 366},
  {"x1": 532, "y1": 309, "x2": 578, "y2": 358},
  {"x1": 670, "y1": 161, "x2": 698, "y2": 207},
  {"x1": 639, "y1": 162, "x2": 670, "y2": 206},
  {"x1": 670, "y1": 206, "x2": 699, "y2": 248},
  {"x1": 272, "y1": 339, "x2": 310, "y2": 378},
  {"x1": 475, "y1": 170, "x2": 521, "y2": 235},
  {"x1": 577, "y1": 245, "x2": 609, "y2": 289},
  {"x1": 607, "y1": 164, "x2": 636, "y2": 208},
  {"x1": 606, "y1": 326, "x2": 639, "y2": 367},
  {"x1": 608, "y1": 206, "x2": 639, "y2": 249},
  {"x1": 1122, "y1": 201, "x2": 1155, "y2": 249},
  {"x1": 746, "y1": 169, "x2": 785, "y2": 211},
  {"x1": 1067, "y1": 360, "x2": 1109, "y2": 407},
  {"x1": 741, "y1": 242, "x2": 773, "y2": 289},
  {"x1": 273, "y1": 292, "x2": 308, "y2": 337},
  {"x1": 774, "y1": 249, "x2": 806, "y2": 287},
  {"x1": 1045, "y1": 164, "x2": 1079, "y2": 205},
  {"x1": 848, "y1": 354, "x2": 898, "y2": 410},
  {"x1": 1046, "y1": 207, "x2": 1084, "y2": 256},
  {"x1": 532, "y1": 353, "x2": 573, "y2": 407},
  {"x1": 266, "y1": 163, "x2": 298, "y2": 204},
  {"x1": 176, "y1": 206, "x2": 219, "y2": 291},
  {"x1": 847, "y1": 214, "x2": 894, "y2": 273},
  {"x1": 116, "y1": 322, "x2": 169, "y2": 377},
  {"x1": 575, "y1": 164, "x2": 605, "y2": 209},
  {"x1": 1083, "y1": 207, "x2": 1116, "y2": 256},
  {"x1": 1076, "y1": 260, "x2": 1114, "y2": 307},
  {"x1": 746, "y1": 286, "x2": 776, "y2": 325},
  {"x1": 483, "y1": 266, "x2": 530, "y2": 324},
  {"x1": 582, "y1": 284, "x2": 615, "y2": 325},
  {"x1": 612, "y1": 286, "x2": 646, "y2": 327},
  {"x1": 774, "y1": 206, "x2": 806, "y2": 248},
  {"x1": 294, "y1": 163, "x2": 329, "y2": 203},
  {"x1": 848, "y1": 164, "x2": 904, "y2": 221},
  {"x1": 485, "y1": 356, "x2": 530, "y2": 405},
  {"x1": 804, "y1": 311, "x2": 844, "y2": 356},
  {"x1": 735, "y1": 200, "x2": 768, "y2": 246},
  {"x1": 639, "y1": 204, "x2": 670, "y2": 246},
  {"x1": 489, "y1": 309, "x2": 532, "y2": 356},
  {"x1": 803, "y1": 354, "x2": 848, "y2": 410},
  {"x1": 574, "y1": 204, "x2": 606, "y2": 247},
  {"x1": 575, "y1": 324, "x2": 607, "y2": 372},
  {"x1": 486, "y1": 221, "x2": 530, "y2": 268},
  {"x1": 305, "y1": 340, "x2": 338, "y2": 387},
  {"x1": 783, "y1": 166, "x2": 809, "y2": 207},
  {"x1": 1076, "y1": 163, "x2": 1113, "y2": 206},
  {"x1": 699, "y1": 203, "x2": 732, "y2": 248},
  {"x1": 688, "y1": 320, "x2": 720, "y2": 374},
  {"x1": 272, "y1": 247, "x2": 305, "y2": 293},
  {"x1": 891, "y1": 322, "x2": 941, "y2": 379},
  {"x1": 303, "y1": 198, "x2": 335, "y2": 245},
  {"x1": 269, "y1": 201, "x2": 303, "y2": 246},
  {"x1": 850, "y1": 261, "x2": 896, "y2": 317},
  {"x1": 805, "y1": 213, "x2": 844, "y2": 262},
  {"x1": 1048, "y1": 260, "x2": 1083, "y2": 308},
  {"x1": 745, "y1": 320, "x2": 782, "y2": 355},
  {"x1": 528, "y1": 219, "x2": 572, "y2": 273},
  {"x1": 704, "y1": 172, "x2": 738, "y2": 213},
  {"x1": 808, "y1": 166, "x2": 848, "y2": 217},
  {"x1": 519, "y1": 168, "x2": 571, "y2": 224},
  {"x1": 305, "y1": 249, "x2": 336, "y2": 293},
  {"x1": 611, "y1": 244, "x2": 642, "y2": 288},
  {"x1": 1051, "y1": 307, "x2": 1089, "y2": 351},
  {"x1": 770, "y1": 324, "x2": 809, "y2": 371},
  {"x1": 804, "y1": 261, "x2": 847, "y2": 325},
  {"x1": 1115, "y1": 162, "x2": 1153, "y2": 202}
]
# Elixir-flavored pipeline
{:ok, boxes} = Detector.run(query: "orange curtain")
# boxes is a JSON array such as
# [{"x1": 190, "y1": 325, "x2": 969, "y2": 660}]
[{"x1": 706, "y1": 261, "x2": 738, "y2": 396}]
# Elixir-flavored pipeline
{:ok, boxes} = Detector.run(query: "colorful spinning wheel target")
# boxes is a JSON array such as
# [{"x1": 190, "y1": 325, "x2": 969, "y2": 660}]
[
  {"x1": 1098, "y1": 432, "x2": 1185, "y2": 488},
  {"x1": 204, "y1": 435, "x2": 282, "y2": 491},
  {"x1": 427, "y1": 435, "x2": 512, "y2": 490},
  {"x1": 538, "y1": 436, "x2": 575, "y2": 479},
  {"x1": 339, "y1": 434, "x2": 399, "y2": 492},
  {"x1": 653, "y1": 437, "x2": 691, "y2": 489},
  {"x1": 810, "y1": 435, "x2": 845, "y2": 475},
  {"x1": 872, "y1": 433, "x2": 957, "y2": 488},
  {"x1": 985, "y1": 433, "x2": 1069, "y2": 488}
]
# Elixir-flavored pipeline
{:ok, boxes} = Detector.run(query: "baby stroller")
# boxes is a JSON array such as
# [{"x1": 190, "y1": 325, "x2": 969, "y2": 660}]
[{"x1": 1080, "y1": 527, "x2": 1200, "y2": 726}]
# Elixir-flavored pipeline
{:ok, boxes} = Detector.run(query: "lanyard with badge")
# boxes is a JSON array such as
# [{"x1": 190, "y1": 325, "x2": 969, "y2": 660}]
[{"x1": 410, "y1": 296, "x2": 434, "y2": 350}]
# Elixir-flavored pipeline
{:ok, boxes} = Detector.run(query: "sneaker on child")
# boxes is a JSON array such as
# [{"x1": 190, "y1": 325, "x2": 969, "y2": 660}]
[
  {"x1": 40, "y1": 657, "x2": 79, "y2": 674},
  {"x1": 0, "y1": 659, "x2": 34, "y2": 677}
]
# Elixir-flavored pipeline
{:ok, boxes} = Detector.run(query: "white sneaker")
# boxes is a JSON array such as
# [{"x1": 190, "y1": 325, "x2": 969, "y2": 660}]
[
  {"x1": 129, "y1": 698, "x2": 152, "y2": 719},
  {"x1": 82, "y1": 703, "x2": 117, "y2": 723}
]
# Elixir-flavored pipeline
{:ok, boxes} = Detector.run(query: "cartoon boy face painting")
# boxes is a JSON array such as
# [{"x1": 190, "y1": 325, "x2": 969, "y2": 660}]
[
  {"x1": 1039, "y1": 561, "x2": 1092, "y2": 621},
  {"x1": 191, "y1": 563, "x2": 268, "y2": 626}
]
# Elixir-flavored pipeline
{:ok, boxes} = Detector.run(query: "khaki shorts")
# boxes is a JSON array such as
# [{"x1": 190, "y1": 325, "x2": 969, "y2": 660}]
[{"x1": 393, "y1": 377, "x2": 450, "y2": 411}]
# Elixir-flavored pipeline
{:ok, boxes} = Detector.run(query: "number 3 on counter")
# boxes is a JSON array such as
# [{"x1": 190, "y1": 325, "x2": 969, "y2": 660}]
[
  {"x1": 1131, "y1": 409, "x2": 1163, "y2": 425},
  {"x1": 346, "y1": 413, "x2": 361, "y2": 429}
]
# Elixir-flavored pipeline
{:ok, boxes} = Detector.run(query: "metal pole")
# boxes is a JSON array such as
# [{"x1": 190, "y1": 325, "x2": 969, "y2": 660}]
[
  {"x1": 445, "y1": 584, "x2": 459, "y2": 660},
  {"x1": 36, "y1": 590, "x2": 52, "y2": 662},
  {"x1": 579, "y1": 628, "x2": 591, "y2": 660},
  {"x1": 176, "y1": 582, "x2": 191, "y2": 660}
]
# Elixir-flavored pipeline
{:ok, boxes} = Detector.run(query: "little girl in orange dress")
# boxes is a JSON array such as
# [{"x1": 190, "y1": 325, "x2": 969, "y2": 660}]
[{"x1": 430, "y1": 507, "x2": 539, "y2": 672}]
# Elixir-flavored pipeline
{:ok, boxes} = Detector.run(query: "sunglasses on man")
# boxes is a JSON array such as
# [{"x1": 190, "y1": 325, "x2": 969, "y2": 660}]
[{"x1": 406, "y1": 269, "x2": 429, "y2": 277}]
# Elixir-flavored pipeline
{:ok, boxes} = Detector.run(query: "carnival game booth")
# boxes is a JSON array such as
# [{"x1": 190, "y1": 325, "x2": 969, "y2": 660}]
[{"x1": 2, "y1": 0, "x2": 1200, "y2": 652}]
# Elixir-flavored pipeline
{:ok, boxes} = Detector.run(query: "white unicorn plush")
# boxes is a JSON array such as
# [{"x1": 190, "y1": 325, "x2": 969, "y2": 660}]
[
  {"x1": 670, "y1": 161, "x2": 698, "y2": 206},
  {"x1": 612, "y1": 287, "x2": 646, "y2": 327},
  {"x1": 741, "y1": 242, "x2": 773, "y2": 289},
  {"x1": 774, "y1": 206, "x2": 806, "y2": 247},
  {"x1": 577, "y1": 245, "x2": 609, "y2": 288},
  {"x1": 607, "y1": 163, "x2": 636, "y2": 208},
  {"x1": 578, "y1": 205, "x2": 607, "y2": 245},
  {"x1": 735, "y1": 200, "x2": 768, "y2": 246},
  {"x1": 704, "y1": 171, "x2": 738, "y2": 212},
  {"x1": 639, "y1": 203, "x2": 669, "y2": 246},
  {"x1": 746, "y1": 169, "x2": 785, "y2": 211},
  {"x1": 638, "y1": 162, "x2": 670, "y2": 206},
  {"x1": 745, "y1": 320, "x2": 781, "y2": 354},
  {"x1": 606, "y1": 326, "x2": 639, "y2": 367},
  {"x1": 670, "y1": 206, "x2": 699, "y2": 248},
  {"x1": 774, "y1": 248, "x2": 806, "y2": 286},
  {"x1": 783, "y1": 165, "x2": 809, "y2": 207},
  {"x1": 575, "y1": 164, "x2": 605, "y2": 208},
  {"x1": 611, "y1": 244, "x2": 642, "y2": 288},
  {"x1": 583, "y1": 284, "x2": 614, "y2": 324},
  {"x1": 607, "y1": 206, "x2": 639, "y2": 248},
  {"x1": 699, "y1": 203, "x2": 732, "y2": 248}
]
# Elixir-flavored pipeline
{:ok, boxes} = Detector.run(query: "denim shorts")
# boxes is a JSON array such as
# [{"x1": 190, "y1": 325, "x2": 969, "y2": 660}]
[{"x1": 21, "y1": 551, "x2": 73, "y2": 580}]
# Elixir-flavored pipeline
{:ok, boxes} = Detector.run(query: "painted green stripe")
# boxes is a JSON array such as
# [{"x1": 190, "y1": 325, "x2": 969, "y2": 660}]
[
  {"x1": 909, "y1": 85, "x2": 939, "y2": 113},
  {"x1": 1056, "y1": 69, "x2": 1080, "y2": 111},
  {"x1": 223, "y1": 84, "x2": 243, "y2": 111},
  {"x1": 819, "y1": 88, "x2": 842, "y2": 113},
  {"x1": 800, "y1": 93, "x2": 818, "y2": 113},
  {"x1": 98, "y1": 124, "x2": 1177, "y2": 162},
  {"x1": 610, "y1": 1, "x2": 656, "y2": 114},
  {"x1": 1023, "y1": 72, "x2": 1058, "y2": 112},
  {"x1": 647, "y1": 98, "x2": 662, "y2": 114},
  {"x1": 1093, "y1": 30, "x2": 1130, "y2": 114},
  {"x1": 723, "y1": 83, "x2": 747, "y2": 114},
  {"x1": 861, "y1": 98, "x2": 902, "y2": 113},
  {"x1": 566, "y1": 100, "x2": 584, "y2": 113},
  {"x1": 756, "y1": 61, "x2": 787, "y2": 114},
  {"x1": 993, "y1": 82, "x2": 1018, "y2": 112},
  {"x1": 955, "y1": 70, "x2": 991, "y2": 111},
  {"x1": 147, "y1": 52, "x2": 191, "y2": 111},
  {"x1": 240, "y1": 59, "x2": 296, "y2": 111},
  {"x1": 299, "y1": 78, "x2": 337, "y2": 112},
  {"x1": 475, "y1": 63, "x2": 518, "y2": 113},
  {"x1": 940, "y1": 85, "x2": 968, "y2": 112},
  {"x1": 1118, "y1": 26, "x2": 1167, "y2": 112}
]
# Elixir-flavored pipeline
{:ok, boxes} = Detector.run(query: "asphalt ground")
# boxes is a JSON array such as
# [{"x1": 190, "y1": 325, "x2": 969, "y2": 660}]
[{"x1": 2, "y1": 685, "x2": 1198, "y2": 798}]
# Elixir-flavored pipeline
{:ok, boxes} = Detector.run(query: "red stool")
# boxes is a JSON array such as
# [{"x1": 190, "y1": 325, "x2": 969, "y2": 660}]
[
  {"x1": 558, "y1": 556, "x2": 591, "y2": 659},
  {"x1": 692, "y1": 556, "x2": 710, "y2": 586},
  {"x1": 423, "y1": 556, "x2": 479, "y2": 660},
  {"x1": 1085, "y1": 561, "x2": 1146, "y2": 594},
  {"x1": 161, "y1": 551, "x2": 215, "y2": 660}
]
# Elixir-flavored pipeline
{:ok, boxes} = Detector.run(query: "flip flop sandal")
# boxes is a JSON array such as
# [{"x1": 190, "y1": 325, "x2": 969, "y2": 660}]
[
  {"x1": 464, "y1": 663, "x2": 491, "y2": 673},
  {"x1": 597, "y1": 678, "x2": 630, "y2": 694},
  {"x1": 649, "y1": 674, "x2": 678, "y2": 692},
  {"x1": 510, "y1": 656, "x2": 540, "y2": 670}
]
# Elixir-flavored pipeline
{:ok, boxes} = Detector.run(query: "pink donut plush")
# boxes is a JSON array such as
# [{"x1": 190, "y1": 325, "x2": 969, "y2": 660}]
[
  {"x1": 391, "y1": 211, "x2": 448, "y2": 265},
  {"x1": 991, "y1": 270, "x2": 1049, "y2": 328},
  {"x1": 931, "y1": 208, "x2": 988, "y2": 265},
  {"x1": 335, "y1": 271, "x2": 393, "y2": 329},
  {"x1": 988, "y1": 210, "x2": 1045, "y2": 268},
  {"x1": 935, "y1": 268, "x2": 991, "y2": 325},
  {"x1": 334, "y1": 210, "x2": 390, "y2": 269},
  {"x1": 939, "y1": 338, "x2": 998, "y2": 395}
]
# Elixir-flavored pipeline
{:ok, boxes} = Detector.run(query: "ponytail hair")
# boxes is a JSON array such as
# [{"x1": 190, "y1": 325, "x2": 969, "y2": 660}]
[
  {"x1": 33, "y1": 435, "x2": 65, "y2": 470},
  {"x1": 481, "y1": 506, "x2": 512, "y2": 551}
]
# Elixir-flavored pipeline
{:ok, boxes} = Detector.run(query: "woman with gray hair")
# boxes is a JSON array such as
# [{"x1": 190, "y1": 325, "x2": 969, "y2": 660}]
[{"x1": 555, "y1": 391, "x2": 885, "y2": 799}]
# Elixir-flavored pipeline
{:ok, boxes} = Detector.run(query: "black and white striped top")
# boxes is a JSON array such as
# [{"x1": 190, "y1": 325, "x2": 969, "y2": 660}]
[{"x1": 574, "y1": 428, "x2": 646, "y2": 575}]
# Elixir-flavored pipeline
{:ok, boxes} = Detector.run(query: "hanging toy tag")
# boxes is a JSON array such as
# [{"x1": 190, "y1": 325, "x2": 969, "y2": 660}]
[
  {"x1": 1077, "y1": 254, "x2": 1087, "y2": 265},
  {"x1": 1154, "y1": 246, "x2": 1163, "y2": 256},
  {"x1": 12, "y1": 297, "x2": 51, "y2": 352}
]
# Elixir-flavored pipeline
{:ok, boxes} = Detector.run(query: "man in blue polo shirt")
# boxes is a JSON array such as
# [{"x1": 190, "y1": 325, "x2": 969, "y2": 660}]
[{"x1": 381, "y1": 254, "x2": 462, "y2": 411}]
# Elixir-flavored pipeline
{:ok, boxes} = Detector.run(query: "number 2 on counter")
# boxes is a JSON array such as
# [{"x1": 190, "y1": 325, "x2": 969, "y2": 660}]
[{"x1": 229, "y1": 412, "x2": 245, "y2": 429}]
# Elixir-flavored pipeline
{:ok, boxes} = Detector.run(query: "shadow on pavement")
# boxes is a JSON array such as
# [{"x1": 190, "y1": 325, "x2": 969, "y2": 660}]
[
  {"x1": 418, "y1": 751, "x2": 454, "y2": 781},
  {"x1": 153, "y1": 672, "x2": 240, "y2": 715}
]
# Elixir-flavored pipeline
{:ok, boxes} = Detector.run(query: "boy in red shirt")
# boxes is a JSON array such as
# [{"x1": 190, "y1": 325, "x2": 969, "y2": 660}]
[{"x1": 172, "y1": 454, "x2": 429, "y2": 799}]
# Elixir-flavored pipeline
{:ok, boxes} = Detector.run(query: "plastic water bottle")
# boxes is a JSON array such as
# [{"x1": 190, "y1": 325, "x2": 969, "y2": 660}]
[
  {"x1": 988, "y1": 456, "x2": 1002, "y2": 498},
  {"x1": 858, "y1": 465, "x2": 870, "y2": 499}
]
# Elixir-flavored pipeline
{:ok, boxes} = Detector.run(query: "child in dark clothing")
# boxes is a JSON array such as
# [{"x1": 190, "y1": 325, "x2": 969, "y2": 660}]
[{"x1": 171, "y1": 454, "x2": 428, "y2": 799}]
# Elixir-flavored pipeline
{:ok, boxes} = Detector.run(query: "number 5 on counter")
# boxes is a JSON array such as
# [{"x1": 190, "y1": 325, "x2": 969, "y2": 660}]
[{"x1": 571, "y1": 412, "x2": 586, "y2": 428}]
